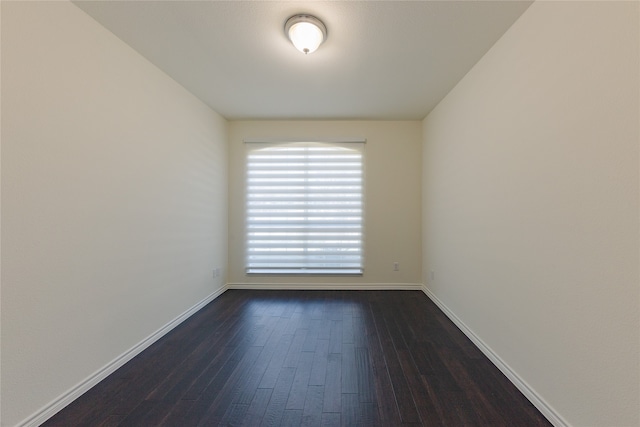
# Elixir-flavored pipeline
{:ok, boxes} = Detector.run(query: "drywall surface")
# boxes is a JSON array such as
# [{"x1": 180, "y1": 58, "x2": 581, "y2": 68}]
[
  {"x1": 422, "y1": 1, "x2": 639, "y2": 426},
  {"x1": 228, "y1": 120, "x2": 422, "y2": 286},
  {"x1": 1, "y1": 2, "x2": 228, "y2": 425}
]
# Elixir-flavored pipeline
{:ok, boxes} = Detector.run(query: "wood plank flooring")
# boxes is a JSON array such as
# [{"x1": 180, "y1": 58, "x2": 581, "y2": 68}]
[{"x1": 43, "y1": 290, "x2": 552, "y2": 426}]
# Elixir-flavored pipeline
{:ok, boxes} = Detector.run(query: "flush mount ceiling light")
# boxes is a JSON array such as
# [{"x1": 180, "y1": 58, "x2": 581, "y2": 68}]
[{"x1": 285, "y1": 14, "x2": 327, "y2": 54}]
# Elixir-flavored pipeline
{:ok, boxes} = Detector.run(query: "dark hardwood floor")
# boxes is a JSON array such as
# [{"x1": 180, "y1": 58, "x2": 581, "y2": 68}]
[{"x1": 44, "y1": 290, "x2": 552, "y2": 426}]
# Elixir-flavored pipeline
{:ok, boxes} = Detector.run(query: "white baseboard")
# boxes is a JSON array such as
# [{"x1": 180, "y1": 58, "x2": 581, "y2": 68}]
[
  {"x1": 18, "y1": 285, "x2": 228, "y2": 427},
  {"x1": 19, "y1": 284, "x2": 565, "y2": 427},
  {"x1": 227, "y1": 282, "x2": 423, "y2": 290},
  {"x1": 420, "y1": 284, "x2": 569, "y2": 427}
]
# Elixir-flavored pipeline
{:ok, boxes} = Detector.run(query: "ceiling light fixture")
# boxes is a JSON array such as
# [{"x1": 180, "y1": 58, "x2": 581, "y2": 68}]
[{"x1": 285, "y1": 14, "x2": 327, "y2": 55}]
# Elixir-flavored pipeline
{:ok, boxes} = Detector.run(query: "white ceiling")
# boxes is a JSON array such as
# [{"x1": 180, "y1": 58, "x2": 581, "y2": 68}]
[{"x1": 73, "y1": 1, "x2": 533, "y2": 120}]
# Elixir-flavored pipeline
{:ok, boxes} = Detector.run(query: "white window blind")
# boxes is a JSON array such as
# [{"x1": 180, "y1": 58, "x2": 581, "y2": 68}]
[{"x1": 245, "y1": 140, "x2": 364, "y2": 275}]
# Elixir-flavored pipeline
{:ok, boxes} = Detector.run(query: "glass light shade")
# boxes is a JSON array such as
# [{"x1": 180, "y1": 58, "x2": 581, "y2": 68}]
[{"x1": 285, "y1": 15, "x2": 327, "y2": 54}]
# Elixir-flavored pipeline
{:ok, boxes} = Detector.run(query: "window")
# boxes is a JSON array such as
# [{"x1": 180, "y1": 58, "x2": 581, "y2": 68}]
[{"x1": 245, "y1": 140, "x2": 364, "y2": 275}]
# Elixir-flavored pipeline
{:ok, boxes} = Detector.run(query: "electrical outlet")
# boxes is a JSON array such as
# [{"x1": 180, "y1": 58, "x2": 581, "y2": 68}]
[
  {"x1": 394, "y1": 262, "x2": 399, "y2": 271},
  {"x1": 213, "y1": 268, "x2": 220, "y2": 278},
  {"x1": 430, "y1": 270, "x2": 435, "y2": 281}
]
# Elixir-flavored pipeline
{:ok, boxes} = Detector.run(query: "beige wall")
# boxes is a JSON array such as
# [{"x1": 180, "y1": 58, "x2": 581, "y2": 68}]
[
  {"x1": 422, "y1": 1, "x2": 639, "y2": 426},
  {"x1": 1, "y1": 2, "x2": 228, "y2": 425},
  {"x1": 228, "y1": 121, "x2": 422, "y2": 287}
]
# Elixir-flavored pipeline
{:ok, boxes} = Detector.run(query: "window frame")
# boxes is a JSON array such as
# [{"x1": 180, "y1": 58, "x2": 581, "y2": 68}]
[{"x1": 244, "y1": 138, "x2": 366, "y2": 276}]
